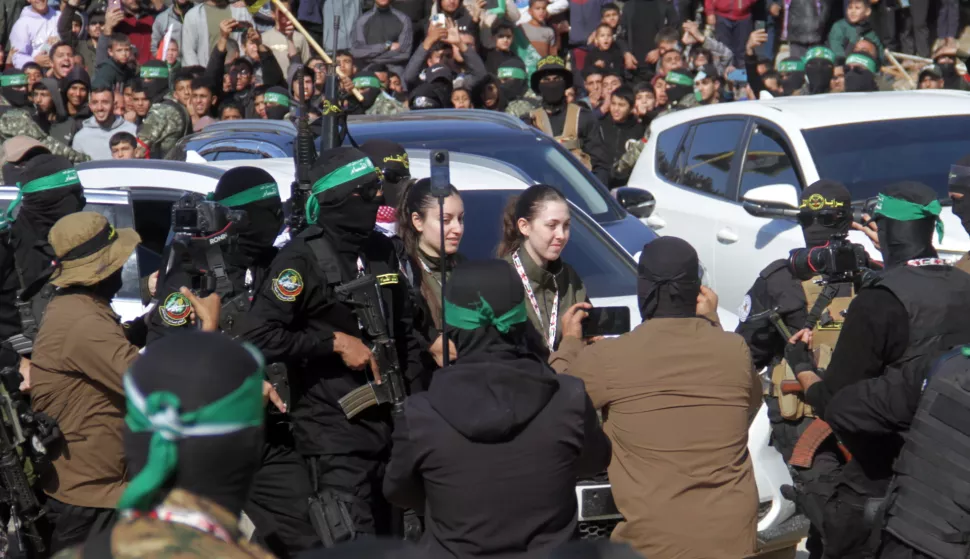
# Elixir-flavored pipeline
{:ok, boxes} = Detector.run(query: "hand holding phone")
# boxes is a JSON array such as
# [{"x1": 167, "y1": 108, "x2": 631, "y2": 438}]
[
  {"x1": 108, "y1": 0, "x2": 122, "y2": 13},
  {"x1": 581, "y1": 306, "x2": 631, "y2": 338}
]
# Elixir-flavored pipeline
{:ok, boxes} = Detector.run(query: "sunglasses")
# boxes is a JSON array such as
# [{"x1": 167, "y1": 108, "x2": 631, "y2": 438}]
[{"x1": 797, "y1": 208, "x2": 850, "y2": 228}]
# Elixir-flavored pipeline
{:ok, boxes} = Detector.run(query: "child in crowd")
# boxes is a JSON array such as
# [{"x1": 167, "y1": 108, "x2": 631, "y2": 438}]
[
  {"x1": 110, "y1": 131, "x2": 137, "y2": 159},
  {"x1": 520, "y1": 0, "x2": 557, "y2": 57},
  {"x1": 93, "y1": 33, "x2": 134, "y2": 89},
  {"x1": 827, "y1": 0, "x2": 883, "y2": 59},
  {"x1": 586, "y1": 23, "x2": 625, "y2": 72}
]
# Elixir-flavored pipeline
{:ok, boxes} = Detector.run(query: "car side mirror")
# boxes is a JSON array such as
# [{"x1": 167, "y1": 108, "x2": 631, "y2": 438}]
[
  {"x1": 615, "y1": 187, "x2": 655, "y2": 218},
  {"x1": 742, "y1": 183, "x2": 800, "y2": 218}
]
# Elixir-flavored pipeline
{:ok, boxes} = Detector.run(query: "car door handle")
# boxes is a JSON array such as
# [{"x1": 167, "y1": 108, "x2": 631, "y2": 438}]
[
  {"x1": 645, "y1": 215, "x2": 666, "y2": 230},
  {"x1": 716, "y1": 228, "x2": 739, "y2": 244}
]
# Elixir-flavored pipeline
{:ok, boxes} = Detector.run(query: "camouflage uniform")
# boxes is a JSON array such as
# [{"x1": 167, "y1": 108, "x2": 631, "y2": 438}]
[
  {"x1": 365, "y1": 92, "x2": 408, "y2": 116},
  {"x1": 505, "y1": 90, "x2": 541, "y2": 121},
  {"x1": 53, "y1": 489, "x2": 275, "y2": 559},
  {"x1": 613, "y1": 93, "x2": 697, "y2": 178},
  {"x1": 0, "y1": 108, "x2": 91, "y2": 165},
  {"x1": 137, "y1": 95, "x2": 189, "y2": 159}
]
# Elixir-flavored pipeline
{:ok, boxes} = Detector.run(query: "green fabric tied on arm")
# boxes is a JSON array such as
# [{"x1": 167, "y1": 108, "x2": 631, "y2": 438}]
[
  {"x1": 497, "y1": 67, "x2": 527, "y2": 81},
  {"x1": 1, "y1": 169, "x2": 82, "y2": 229},
  {"x1": 873, "y1": 193, "x2": 945, "y2": 242},
  {"x1": 264, "y1": 91, "x2": 290, "y2": 107},
  {"x1": 117, "y1": 344, "x2": 266, "y2": 511},
  {"x1": 353, "y1": 76, "x2": 382, "y2": 90},
  {"x1": 445, "y1": 295, "x2": 528, "y2": 333},
  {"x1": 0, "y1": 74, "x2": 26, "y2": 87},
  {"x1": 305, "y1": 157, "x2": 377, "y2": 224},
  {"x1": 217, "y1": 182, "x2": 280, "y2": 207}
]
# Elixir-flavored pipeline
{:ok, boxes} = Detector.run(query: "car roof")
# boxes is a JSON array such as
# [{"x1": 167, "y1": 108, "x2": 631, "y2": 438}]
[
  {"x1": 345, "y1": 109, "x2": 539, "y2": 142},
  {"x1": 76, "y1": 160, "x2": 224, "y2": 194},
  {"x1": 203, "y1": 149, "x2": 534, "y2": 200},
  {"x1": 651, "y1": 90, "x2": 970, "y2": 131}
]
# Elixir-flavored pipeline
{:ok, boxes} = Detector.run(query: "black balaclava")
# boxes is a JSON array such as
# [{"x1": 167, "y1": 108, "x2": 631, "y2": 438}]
[
  {"x1": 212, "y1": 167, "x2": 283, "y2": 268},
  {"x1": 804, "y1": 59, "x2": 834, "y2": 94},
  {"x1": 637, "y1": 236, "x2": 701, "y2": 320},
  {"x1": 0, "y1": 69, "x2": 28, "y2": 107},
  {"x1": 123, "y1": 332, "x2": 264, "y2": 517},
  {"x1": 844, "y1": 66, "x2": 877, "y2": 92},
  {"x1": 263, "y1": 86, "x2": 290, "y2": 120},
  {"x1": 777, "y1": 57, "x2": 805, "y2": 95},
  {"x1": 497, "y1": 58, "x2": 528, "y2": 101},
  {"x1": 346, "y1": 72, "x2": 382, "y2": 114},
  {"x1": 7, "y1": 154, "x2": 86, "y2": 285},
  {"x1": 948, "y1": 154, "x2": 970, "y2": 234},
  {"x1": 360, "y1": 139, "x2": 411, "y2": 206},
  {"x1": 140, "y1": 61, "x2": 171, "y2": 103},
  {"x1": 308, "y1": 147, "x2": 382, "y2": 254},
  {"x1": 873, "y1": 181, "x2": 942, "y2": 267},
  {"x1": 443, "y1": 259, "x2": 538, "y2": 362},
  {"x1": 409, "y1": 82, "x2": 446, "y2": 109},
  {"x1": 664, "y1": 69, "x2": 695, "y2": 106},
  {"x1": 798, "y1": 180, "x2": 852, "y2": 247},
  {"x1": 531, "y1": 56, "x2": 572, "y2": 108}
]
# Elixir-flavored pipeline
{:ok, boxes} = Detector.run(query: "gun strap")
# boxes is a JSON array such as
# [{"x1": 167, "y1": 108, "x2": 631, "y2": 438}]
[
  {"x1": 205, "y1": 245, "x2": 233, "y2": 297},
  {"x1": 302, "y1": 230, "x2": 344, "y2": 286},
  {"x1": 805, "y1": 282, "x2": 840, "y2": 331}
]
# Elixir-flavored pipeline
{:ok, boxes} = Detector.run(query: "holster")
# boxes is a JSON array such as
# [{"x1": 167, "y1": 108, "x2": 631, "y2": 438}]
[{"x1": 307, "y1": 458, "x2": 356, "y2": 548}]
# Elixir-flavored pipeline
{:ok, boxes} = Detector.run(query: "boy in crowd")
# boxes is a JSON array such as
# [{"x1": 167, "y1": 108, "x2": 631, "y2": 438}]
[
  {"x1": 93, "y1": 33, "x2": 134, "y2": 89},
  {"x1": 521, "y1": 0, "x2": 557, "y2": 57},
  {"x1": 110, "y1": 131, "x2": 137, "y2": 159},
  {"x1": 218, "y1": 100, "x2": 244, "y2": 120},
  {"x1": 693, "y1": 63, "x2": 721, "y2": 105},
  {"x1": 190, "y1": 77, "x2": 218, "y2": 130},
  {"x1": 827, "y1": 0, "x2": 883, "y2": 59},
  {"x1": 586, "y1": 23, "x2": 625, "y2": 72}
]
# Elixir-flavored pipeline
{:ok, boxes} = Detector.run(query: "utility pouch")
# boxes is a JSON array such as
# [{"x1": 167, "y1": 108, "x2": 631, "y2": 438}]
[{"x1": 307, "y1": 458, "x2": 356, "y2": 548}]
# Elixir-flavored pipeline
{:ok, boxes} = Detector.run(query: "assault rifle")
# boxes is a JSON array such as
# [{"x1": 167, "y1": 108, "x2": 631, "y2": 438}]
[{"x1": 336, "y1": 275, "x2": 406, "y2": 419}]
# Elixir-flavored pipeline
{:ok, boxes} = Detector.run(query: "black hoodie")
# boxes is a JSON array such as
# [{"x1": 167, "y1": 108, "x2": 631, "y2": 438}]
[{"x1": 384, "y1": 349, "x2": 610, "y2": 558}]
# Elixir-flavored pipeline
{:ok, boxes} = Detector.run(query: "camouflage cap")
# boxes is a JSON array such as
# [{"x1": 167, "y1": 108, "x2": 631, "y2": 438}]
[{"x1": 3, "y1": 136, "x2": 49, "y2": 165}]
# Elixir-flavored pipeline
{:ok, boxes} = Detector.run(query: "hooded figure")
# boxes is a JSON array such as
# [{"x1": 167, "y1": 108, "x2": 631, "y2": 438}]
[
  {"x1": 306, "y1": 146, "x2": 384, "y2": 254},
  {"x1": 777, "y1": 57, "x2": 806, "y2": 95},
  {"x1": 140, "y1": 61, "x2": 171, "y2": 104},
  {"x1": 547, "y1": 236, "x2": 761, "y2": 559},
  {"x1": 263, "y1": 86, "x2": 291, "y2": 120},
  {"x1": 531, "y1": 56, "x2": 573, "y2": 109},
  {"x1": 663, "y1": 69, "x2": 695, "y2": 107},
  {"x1": 62, "y1": 66, "x2": 92, "y2": 119},
  {"x1": 844, "y1": 53, "x2": 879, "y2": 92},
  {"x1": 1, "y1": 69, "x2": 29, "y2": 108},
  {"x1": 384, "y1": 259, "x2": 611, "y2": 559},
  {"x1": 803, "y1": 46, "x2": 836, "y2": 95},
  {"x1": 409, "y1": 82, "x2": 448, "y2": 109},
  {"x1": 497, "y1": 57, "x2": 529, "y2": 102},
  {"x1": 362, "y1": 139, "x2": 410, "y2": 238},
  {"x1": 872, "y1": 181, "x2": 943, "y2": 268},
  {"x1": 948, "y1": 156, "x2": 970, "y2": 249},
  {"x1": 797, "y1": 179, "x2": 852, "y2": 248},
  {"x1": 212, "y1": 167, "x2": 283, "y2": 270},
  {"x1": 346, "y1": 72, "x2": 384, "y2": 115}
]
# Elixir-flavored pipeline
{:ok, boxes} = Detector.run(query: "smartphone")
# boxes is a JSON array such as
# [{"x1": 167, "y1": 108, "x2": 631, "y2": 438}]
[
  {"x1": 108, "y1": 0, "x2": 121, "y2": 12},
  {"x1": 582, "y1": 307, "x2": 631, "y2": 338},
  {"x1": 755, "y1": 20, "x2": 766, "y2": 31},
  {"x1": 429, "y1": 150, "x2": 451, "y2": 197},
  {"x1": 431, "y1": 13, "x2": 446, "y2": 27},
  {"x1": 234, "y1": 20, "x2": 254, "y2": 30}
]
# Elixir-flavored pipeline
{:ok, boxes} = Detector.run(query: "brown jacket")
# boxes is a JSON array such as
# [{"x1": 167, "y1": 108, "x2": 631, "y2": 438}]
[
  {"x1": 552, "y1": 317, "x2": 761, "y2": 559},
  {"x1": 30, "y1": 290, "x2": 140, "y2": 509}
]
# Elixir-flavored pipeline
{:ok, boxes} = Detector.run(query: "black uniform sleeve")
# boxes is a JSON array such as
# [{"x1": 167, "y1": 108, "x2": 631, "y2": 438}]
[
  {"x1": 578, "y1": 110, "x2": 611, "y2": 185},
  {"x1": 735, "y1": 273, "x2": 806, "y2": 371},
  {"x1": 383, "y1": 398, "x2": 427, "y2": 511},
  {"x1": 745, "y1": 52, "x2": 766, "y2": 97},
  {"x1": 239, "y1": 246, "x2": 337, "y2": 363},
  {"x1": 824, "y1": 356, "x2": 923, "y2": 437},
  {"x1": 258, "y1": 47, "x2": 285, "y2": 88},
  {"x1": 804, "y1": 287, "x2": 909, "y2": 418}
]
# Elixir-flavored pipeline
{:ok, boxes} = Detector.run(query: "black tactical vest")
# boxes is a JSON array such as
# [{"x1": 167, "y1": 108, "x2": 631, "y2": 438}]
[{"x1": 884, "y1": 347, "x2": 970, "y2": 558}]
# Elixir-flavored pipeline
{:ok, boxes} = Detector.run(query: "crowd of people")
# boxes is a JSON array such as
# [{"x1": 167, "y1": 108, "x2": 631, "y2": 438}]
[{"x1": 1, "y1": 0, "x2": 970, "y2": 172}]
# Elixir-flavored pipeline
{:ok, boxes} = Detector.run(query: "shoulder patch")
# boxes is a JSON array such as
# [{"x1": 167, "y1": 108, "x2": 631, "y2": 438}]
[
  {"x1": 759, "y1": 259, "x2": 791, "y2": 280},
  {"x1": 159, "y1": 291, "x2": 192, "y2": 326},
  {"x1": 273, "y1": 268, "x2": 304, "y2": 302},
  {"x1": 738, "y1": 294, "x2": 752, "y2": 323},
  {"x1": 377, "y1": 273, "x2": 399, "y2": 286}
]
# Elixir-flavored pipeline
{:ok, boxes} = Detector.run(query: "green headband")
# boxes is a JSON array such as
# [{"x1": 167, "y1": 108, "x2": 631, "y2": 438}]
[
  {"x1": 264, "y1": 91, "x2": 290, "y2": 107},
  {"x1": 497, "y1": 67, "x2": 527, "y2": 80},
  {"x1": 777, "y1": 59, "x2": 805, "y2": 73},
  {"x1": 117, "y1": 344, "x2": 266, "y2": 511},
  {"x1": 140, "y1": 65, "x2": 169, "y2": 79},
  {"x1": 214, "y1": 182, "x2": 280, "y2": 207},
  {"x1": 305, "y1": 157, "x2": 377, "y2": 224},
  {"x1": 444, "y1": 295, "x2": 528, "y2": 334},
  {"x1": 846, "y1": 53, "x2": 877, "y2": 73},
  {"x1": 804, "y1": 46, "x2": 836, "y2": 64},
  {"x1": 0, "y1": 74, "x2": 26, "y2": 87},
  {"x1": 873, "y1": 193, "x2": 945, "y2": 242},
  {"x1": 1, "y1": 169, "x2": 82, "y2": 228},
  {"x1": 665, "y1": 72, "x2": 693, "y2": 87},
  {"x1": 353, "y1": 76, "x2": 382, "y2": 89}
]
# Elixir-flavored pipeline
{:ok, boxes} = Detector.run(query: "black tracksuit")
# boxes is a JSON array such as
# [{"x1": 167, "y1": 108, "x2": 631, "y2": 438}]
[
  {"x1": 384, "y1": 352, "x2": 611, "y2": 558},
  {"x1": 600, "y1": 114, "x2": 645, "y2": 188},
  {"x1": 241, "y1": 226, "x2": 422, "y2": 535}
]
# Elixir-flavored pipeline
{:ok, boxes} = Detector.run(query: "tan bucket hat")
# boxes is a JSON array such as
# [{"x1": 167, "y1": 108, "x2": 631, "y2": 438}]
[
  {"x1": 48, "y1": 212, "x2": 141, "y2": 288},
  {"x1": 2, "y1": 136, "x2": 49, "y2": 165}
]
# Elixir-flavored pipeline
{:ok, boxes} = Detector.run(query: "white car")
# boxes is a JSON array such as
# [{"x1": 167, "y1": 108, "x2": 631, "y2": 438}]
[{"x1": 627, "y1": 90, "x2": 970, "y2": 312}]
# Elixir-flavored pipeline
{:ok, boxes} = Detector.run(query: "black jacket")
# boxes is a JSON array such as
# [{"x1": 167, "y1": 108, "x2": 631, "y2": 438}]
[
  {"x1": 600, "y1": 114, "x2": 645, "y2": 187},
  {"x1": 241, "y1": 228, "x2": 422, "y2": 457},
  {"x1": 786, "y1": 0, "x2": 830, "y2": 45},
  {"x1": 619, "y1": 0, "x2": 678, "y2": 66},
  {"x1": 384, "y1": 352, "x2": 611, "y2": 558}
]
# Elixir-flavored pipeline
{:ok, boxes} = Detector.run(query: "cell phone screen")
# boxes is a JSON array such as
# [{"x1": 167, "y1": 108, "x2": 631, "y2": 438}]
[{"x1": 582, "y1": 307, "x2": 631, "y2": 338}]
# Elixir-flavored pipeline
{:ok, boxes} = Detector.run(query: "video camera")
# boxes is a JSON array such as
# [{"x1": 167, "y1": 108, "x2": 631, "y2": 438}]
[
  {"x1": 171, "y1": 192, "x2": 245, "y2": 237},
  {"x1": 165, "y1": 193, "x2": 246, "y2": 297},
  {"x1": 789, "y1": 235, "x2": 870, "y2": 283}
]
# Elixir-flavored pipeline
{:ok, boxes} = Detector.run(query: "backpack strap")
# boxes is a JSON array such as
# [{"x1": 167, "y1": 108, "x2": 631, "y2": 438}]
[
  {"x1": 531, "y1": 108, "x2": 554, "y2": 137},
  {"x1": 563, "y1": 103, "x2": 581, "y2": 139},
  {"x1": 299, "y1": 227, "x2": 343, "y2": 286}
]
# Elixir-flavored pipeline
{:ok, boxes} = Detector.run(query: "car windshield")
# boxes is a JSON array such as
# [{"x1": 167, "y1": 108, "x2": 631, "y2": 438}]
[
  {"x1": 803, "y1": 116, "x2": 970, "y2": 200},
  {"x1": 458, "y1": 190, "x2": 636, "y2": 298}
]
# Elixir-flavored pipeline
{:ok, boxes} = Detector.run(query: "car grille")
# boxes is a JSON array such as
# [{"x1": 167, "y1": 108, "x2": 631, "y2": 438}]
[{"x1": 576, "y1": 518, "x2": 619, "y2": 540}]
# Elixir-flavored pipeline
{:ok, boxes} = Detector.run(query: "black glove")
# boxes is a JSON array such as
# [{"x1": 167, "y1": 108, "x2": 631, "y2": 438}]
[{"x1": 784, "y1": 340, "x2": 815, "y2": 375}]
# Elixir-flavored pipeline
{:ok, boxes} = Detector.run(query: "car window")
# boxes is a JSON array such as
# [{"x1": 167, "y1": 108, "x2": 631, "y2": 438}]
[
  {"x1": 679, "y1": 119, "x2": 746, "y2": 199},
  {"x1": 458, "y1": 190, "x2": 637, "y2": 298},
  {"x1": 132, "y1": 199, "x2": 175, "y2": 262},
  {"x1": 655, "y1": 123, "x2": 690, "y2": 182},
  {"x1": 739, "y1": 125, "x2": 803, "y2": 199},
  {"x1": 210, "y1": 151, "x2": 266, "y2": 161}
]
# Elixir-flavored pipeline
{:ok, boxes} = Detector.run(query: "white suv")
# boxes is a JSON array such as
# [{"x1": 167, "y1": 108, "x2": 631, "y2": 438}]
[{"x1": 627, "y1": 90, "x2": 970, "y2": 312}]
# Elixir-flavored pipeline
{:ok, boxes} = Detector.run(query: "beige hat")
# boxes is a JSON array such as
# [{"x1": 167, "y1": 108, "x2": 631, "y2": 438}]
[
  {"x1": 48, "y1": 212, "x2": 141, "y2": 288},
  {"x1": 3, "y1": 136, "x2": 49, "y2": 165}
]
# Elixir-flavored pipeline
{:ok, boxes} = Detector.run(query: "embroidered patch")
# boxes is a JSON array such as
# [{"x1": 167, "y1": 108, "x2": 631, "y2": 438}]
[
  {"x1": 159, "y1": 292, "x2": 192, "y2": 326},
  {"x1": 377, "y1": 273, "x2": 399, "y2": 286},
  {"x1": 273, "y1": 269, "x2": 304, "y2": 302},
  {"x1": 738, "y1": 295, "x2": 752, "y2": 323}
]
